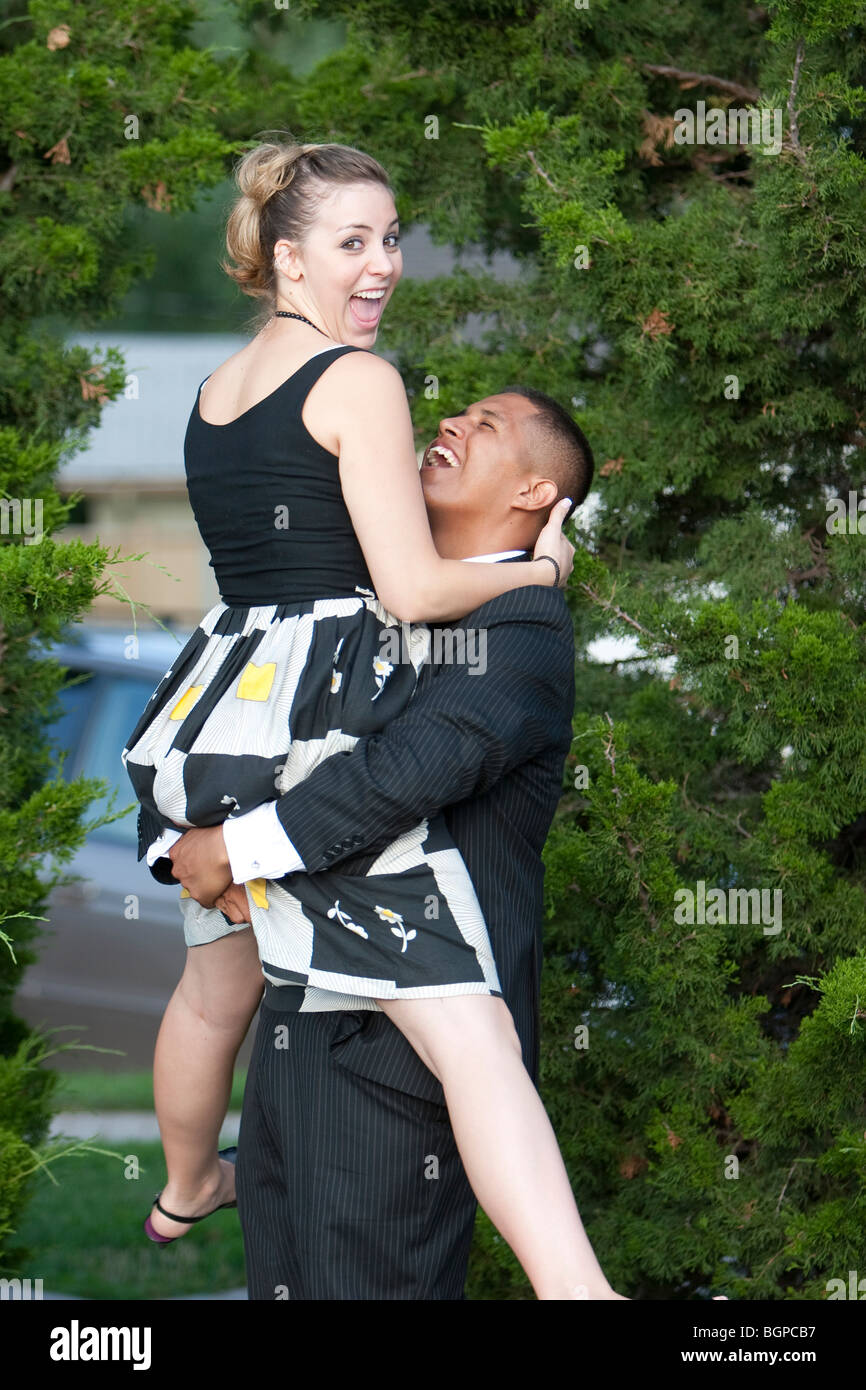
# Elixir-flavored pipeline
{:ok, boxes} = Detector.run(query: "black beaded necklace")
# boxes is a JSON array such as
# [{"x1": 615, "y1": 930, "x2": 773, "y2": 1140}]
[{"x1": 273, "y1": 310, "x2": 328, "y2": 337}]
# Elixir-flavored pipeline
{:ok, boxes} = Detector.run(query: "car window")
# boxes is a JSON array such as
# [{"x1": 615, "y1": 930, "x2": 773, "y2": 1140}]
[
  {"x1": 86, "y1": 675, "x2": 161, "y2": 847},
  {"x1": 50, "y1": 676, "x2": 95, "y2": 776},
  {"x1": 55, "y1": 670, "x2": 160, "y2": 848}
]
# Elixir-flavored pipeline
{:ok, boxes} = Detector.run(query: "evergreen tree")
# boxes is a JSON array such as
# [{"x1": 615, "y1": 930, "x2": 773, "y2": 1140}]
[
  {"x1": 0, "y1": 0, "x2": 289, "y2": 1272},
  {"x1": 265, "y1": 0, "x2": 866, "y2": 1298}
]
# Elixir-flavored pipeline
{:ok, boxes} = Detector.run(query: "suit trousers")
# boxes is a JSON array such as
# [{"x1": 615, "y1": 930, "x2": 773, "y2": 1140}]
[{"x1": 236, "y1": 1001, "x2": 478, "y2": 1299}]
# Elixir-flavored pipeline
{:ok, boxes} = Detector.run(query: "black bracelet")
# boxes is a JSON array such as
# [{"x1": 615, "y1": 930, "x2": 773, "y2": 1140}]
[{"x1": 534, "y1": 554, "x2": 560, "y2": 587}]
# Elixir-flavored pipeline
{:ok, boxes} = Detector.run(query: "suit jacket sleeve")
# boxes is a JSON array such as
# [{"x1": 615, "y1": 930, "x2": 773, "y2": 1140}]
[{"x1": 275, "y1": 588, "x2": 575, "y2": 872}]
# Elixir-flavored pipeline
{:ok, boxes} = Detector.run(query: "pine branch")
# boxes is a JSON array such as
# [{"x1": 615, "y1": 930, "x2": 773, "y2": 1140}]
[
  {"x1": 681, "y1": 773, "x2": 755, "y2": 839},
  {"x1": 577, "y1": 580, "x2": 669, "y2": 646},
  {"x1": 603, "y1": 714, "x2": 661, "y2": 928},
  {"x1": 525, "y1": 149, "x2": 559, "y2": 193},
  {"x1": 787, "y1": 39, "x2": 806, "y2": 160},
  {"x1": 642, "y1": 63, "x2": 760, "y2": 102}
]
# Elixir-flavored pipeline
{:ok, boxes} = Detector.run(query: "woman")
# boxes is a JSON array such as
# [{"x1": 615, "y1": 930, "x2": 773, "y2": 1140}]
[{"x1": 123, "y1": 136, "x2": 622, "y2": 1300}]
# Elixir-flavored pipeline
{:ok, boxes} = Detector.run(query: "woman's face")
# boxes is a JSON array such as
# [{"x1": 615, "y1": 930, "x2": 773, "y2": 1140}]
[{"x1": 273, "y1": 181, "x2": 403, "y2": 346}]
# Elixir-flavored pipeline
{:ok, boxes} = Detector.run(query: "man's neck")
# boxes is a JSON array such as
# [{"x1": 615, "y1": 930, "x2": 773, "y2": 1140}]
[{"x1": 430, "y1": 516, "x2": 534, "y2": 560}]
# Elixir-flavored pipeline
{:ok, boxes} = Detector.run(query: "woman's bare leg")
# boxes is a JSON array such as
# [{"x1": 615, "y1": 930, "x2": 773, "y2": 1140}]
[
  {"x1": 376, "y1": 993, "x2": 623, "y2": 1301},
  {"x1": 148, "y1": 927, "x2": 264, "y2": 1239}
]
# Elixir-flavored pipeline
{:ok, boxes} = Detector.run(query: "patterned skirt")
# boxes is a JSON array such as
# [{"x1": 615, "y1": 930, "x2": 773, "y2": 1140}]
[{"x1": 122, "y1": 589, "x2": 502, "y2": 1007}]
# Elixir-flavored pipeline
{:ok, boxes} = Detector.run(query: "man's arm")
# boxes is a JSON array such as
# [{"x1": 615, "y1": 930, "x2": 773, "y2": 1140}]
[{"x1": 225, "y1": 589, "x2": 575, "y2": 878}]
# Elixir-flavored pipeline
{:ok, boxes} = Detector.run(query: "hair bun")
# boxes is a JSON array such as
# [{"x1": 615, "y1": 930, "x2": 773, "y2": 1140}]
[{"x1": 236, "y1": 142, "x2": 311, "y2": 210}]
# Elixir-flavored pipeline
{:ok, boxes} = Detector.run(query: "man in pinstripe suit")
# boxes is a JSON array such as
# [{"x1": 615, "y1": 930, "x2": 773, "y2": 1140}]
[{"x1": 223, "y1": 386, "x2": 593, "y2": 1298}]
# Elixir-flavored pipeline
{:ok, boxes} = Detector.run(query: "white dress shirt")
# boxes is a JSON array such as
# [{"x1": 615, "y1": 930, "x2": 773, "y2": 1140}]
[{"x1": 146, "y1": 549, "x2": 527, "y2": 884}]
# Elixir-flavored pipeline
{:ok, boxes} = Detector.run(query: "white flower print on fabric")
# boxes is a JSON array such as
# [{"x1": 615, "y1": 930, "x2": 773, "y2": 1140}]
[
  {"x1": 330, "y1": 636, "x2": 346, "y2": 695},
  {"x1": 327, "y1": 899, "x2": 369, "y2": 939},
  {"x1": 371, "y1": 654, "x2": 394, "y2": 702},
  {"x1": 375, "y1": 904, "x2": 417, "y2": 953}
]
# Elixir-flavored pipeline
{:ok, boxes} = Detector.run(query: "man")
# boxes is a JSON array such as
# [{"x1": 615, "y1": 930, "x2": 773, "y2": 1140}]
[{"x1": 168, "y1": 385, "x2": 593, "y2": 1299}]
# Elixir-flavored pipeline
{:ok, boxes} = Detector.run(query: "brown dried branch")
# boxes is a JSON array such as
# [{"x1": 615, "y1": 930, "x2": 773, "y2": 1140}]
[
  {"x1": 577, "y1": 581, "x2": 665, "y2": 643},
  {"x1": 642, "y1": 63, "x2": 760, "y2": 102}
]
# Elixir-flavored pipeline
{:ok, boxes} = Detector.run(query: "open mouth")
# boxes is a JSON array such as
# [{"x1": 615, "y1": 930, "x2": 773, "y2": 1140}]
[
  {"x1": 348, "y1": 287, "x2": 387, "y2": 329},
  {"x1": 422, "y1": 443, "x2": 461, "y2": 469}
]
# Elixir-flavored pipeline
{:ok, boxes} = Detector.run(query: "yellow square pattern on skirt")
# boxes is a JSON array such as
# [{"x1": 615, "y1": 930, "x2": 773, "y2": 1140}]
[
  {"x1": 170, "y1": 685, "x2": 204, "y2": 720},
  {"x1": 237, "y1": 661, "x2": 277, "y2": 701}
]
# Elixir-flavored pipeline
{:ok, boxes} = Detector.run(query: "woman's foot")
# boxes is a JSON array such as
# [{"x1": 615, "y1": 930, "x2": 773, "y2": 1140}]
[{"x1": 146, "y1": 1151, "x2": 237, "y2": 1241}]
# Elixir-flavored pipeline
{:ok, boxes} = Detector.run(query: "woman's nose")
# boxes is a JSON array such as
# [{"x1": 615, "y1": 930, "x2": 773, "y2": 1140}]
[{"x1": 367, "y1": 243, "x2": 398, "y2": 277}]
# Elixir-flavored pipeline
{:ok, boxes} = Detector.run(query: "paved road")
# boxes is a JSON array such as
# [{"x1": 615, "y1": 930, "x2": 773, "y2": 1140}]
[
  {"x1": 49, "y1": 1111, "x2": 241, "y2": 1141},
  {"x1": 14, "y1": 862, "x2": 260, "y2": 1072}
]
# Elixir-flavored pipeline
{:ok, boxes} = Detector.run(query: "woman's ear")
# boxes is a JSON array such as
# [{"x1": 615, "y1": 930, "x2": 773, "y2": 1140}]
[{"x1": 273, "y1": 236, "x2": 303, "y2": 283}]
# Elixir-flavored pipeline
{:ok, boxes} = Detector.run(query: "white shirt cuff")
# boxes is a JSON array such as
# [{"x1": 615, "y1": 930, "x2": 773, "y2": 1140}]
[
  {"x1": 221, "y1": 802, "x2": 305, "y2": 883},
  {"x1": 145, "y1": 827, "x2": 183, "y2": 867}
]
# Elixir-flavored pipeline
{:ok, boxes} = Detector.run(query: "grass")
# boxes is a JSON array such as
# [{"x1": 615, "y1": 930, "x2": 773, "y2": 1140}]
[
  {"x1": 55, "y1": 1069, "x2": 247, "y2": 1112},
  {"x1": 15, "y1": 1141, "x2": 246, "y2": 1299}
]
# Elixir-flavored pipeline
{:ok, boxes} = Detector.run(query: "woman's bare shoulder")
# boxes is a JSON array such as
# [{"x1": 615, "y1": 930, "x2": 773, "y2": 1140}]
[
  {"x1": 304, "y1": 348, "x2": 407, "y2": 453},
  {"x1": 327, "y1": 347, "x2": 403, "y2": 389}
]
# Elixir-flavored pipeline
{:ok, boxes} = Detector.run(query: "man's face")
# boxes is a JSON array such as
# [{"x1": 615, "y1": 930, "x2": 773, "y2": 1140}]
[{"x1": 419, "y1": 394, "x2": 542, "y2": 523}]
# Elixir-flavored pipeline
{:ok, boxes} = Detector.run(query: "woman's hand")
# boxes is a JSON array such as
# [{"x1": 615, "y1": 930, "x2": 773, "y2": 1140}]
[
  {"x1": 532, "y1": 497, "x2": 576, "y2": 587},
  {"x1": 214, "y1": 882, "x2": 251, "y2": 924}
]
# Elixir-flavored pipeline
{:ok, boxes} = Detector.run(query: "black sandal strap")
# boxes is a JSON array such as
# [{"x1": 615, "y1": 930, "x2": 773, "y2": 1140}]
[{"x1": 153, "y1": 1194, "x2": 210, "y2": 1225}]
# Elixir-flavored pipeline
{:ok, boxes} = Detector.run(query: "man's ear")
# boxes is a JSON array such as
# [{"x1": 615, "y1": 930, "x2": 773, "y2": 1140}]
[
  {"x1": 511, "y1": 476, "x2": 559, "y2": 514},
  {"x1": 273, "y1": 236, "x2": 303, "y2": 283}
]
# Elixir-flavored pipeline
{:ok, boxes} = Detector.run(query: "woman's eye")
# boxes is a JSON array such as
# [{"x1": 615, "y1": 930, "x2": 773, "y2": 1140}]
[
  {"x1": 481, "y1": 420, "x2": 495, "y2": 429},
  {"x1": 341, "y1": 236, "x2": 401, "y2": 250}
]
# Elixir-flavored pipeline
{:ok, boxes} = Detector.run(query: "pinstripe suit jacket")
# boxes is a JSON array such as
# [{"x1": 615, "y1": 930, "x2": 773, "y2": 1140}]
[{"x1": 270, "y1": 561, "x2": 576, "y2": 1107}]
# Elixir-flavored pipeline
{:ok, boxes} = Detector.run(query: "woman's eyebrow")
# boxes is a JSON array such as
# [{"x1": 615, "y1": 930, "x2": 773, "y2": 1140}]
[{"x1": 337, "y1": 218, "x2": 401, "y2": 232}]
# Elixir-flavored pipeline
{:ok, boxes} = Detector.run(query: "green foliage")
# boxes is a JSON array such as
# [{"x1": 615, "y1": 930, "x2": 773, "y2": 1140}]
[
  {"x1": 0, "y1": 0, "x2": 267, "y2": 1274},
  {"x1": 2, "y1": 0, "x2": 865, "y2": 1299},
  {"x1": 297, "y1": 0, "x2": 866, "y2": 1298}
]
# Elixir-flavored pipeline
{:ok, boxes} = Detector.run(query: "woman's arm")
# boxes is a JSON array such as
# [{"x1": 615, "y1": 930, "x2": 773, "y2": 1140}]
[{"x1": 329, "y1": 351, "x2": 574, "y2": 622}]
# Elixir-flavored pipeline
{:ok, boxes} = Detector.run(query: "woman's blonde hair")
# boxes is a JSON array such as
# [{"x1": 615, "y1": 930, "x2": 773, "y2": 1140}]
[{"x1": 222, "y1": 135, "x2": 394, "y2": 328}]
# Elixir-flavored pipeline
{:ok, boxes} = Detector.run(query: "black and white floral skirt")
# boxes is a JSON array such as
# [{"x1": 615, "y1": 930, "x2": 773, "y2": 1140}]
[{"x1": 122, "y1": 589, "x2": 502, "y2": 1007}]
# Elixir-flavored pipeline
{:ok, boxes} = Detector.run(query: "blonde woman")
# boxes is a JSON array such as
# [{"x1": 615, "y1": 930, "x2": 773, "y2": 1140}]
[{"x1": 123, "y1": 137, "x2": 622, "y2": 1300}]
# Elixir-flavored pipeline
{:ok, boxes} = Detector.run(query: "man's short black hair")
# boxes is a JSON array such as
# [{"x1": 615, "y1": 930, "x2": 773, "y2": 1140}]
[{"x1": 499, "y1": 385, "x2": 594, "y2": 522}]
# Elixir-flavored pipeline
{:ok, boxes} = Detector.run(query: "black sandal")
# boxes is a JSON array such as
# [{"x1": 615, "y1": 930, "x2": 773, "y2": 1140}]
[{"x1": 143, "y1": 1146, "x2": 238, "y2": 1245}]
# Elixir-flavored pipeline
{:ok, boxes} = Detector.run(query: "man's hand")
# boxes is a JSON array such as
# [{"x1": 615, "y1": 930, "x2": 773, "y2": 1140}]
[{"x1": 168, "y1": 826, "x2": 233, "y2": 908}]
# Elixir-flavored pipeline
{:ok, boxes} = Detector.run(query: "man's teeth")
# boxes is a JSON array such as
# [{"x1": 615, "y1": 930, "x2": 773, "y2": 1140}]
[
  {"x1": 352, "y1": 289, "x2": 386, "y2": 299},
  {"x1": 428, "y1": 445, "x2": 459, "y2": 467}
]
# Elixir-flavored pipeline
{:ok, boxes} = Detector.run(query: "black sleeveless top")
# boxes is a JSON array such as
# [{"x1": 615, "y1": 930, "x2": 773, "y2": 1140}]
[{"x1": 184, "y1": 344, "x2": 376, "y2": 606}]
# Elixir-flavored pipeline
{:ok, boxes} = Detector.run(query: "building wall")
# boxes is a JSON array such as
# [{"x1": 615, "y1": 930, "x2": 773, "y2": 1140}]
[{"x1": 61, "y1": 490, "x2": 219, "y2": 630}]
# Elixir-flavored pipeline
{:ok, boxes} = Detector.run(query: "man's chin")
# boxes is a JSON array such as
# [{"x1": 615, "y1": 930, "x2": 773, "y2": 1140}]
[{"x1": 420, "y1": 466, "x2": 460, "y2": 494}]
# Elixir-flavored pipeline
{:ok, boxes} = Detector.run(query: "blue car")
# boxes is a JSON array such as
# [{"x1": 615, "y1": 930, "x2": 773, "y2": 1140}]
[{"x1": 15, "y1": 625, "x2": 203, "y2": 1067}]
